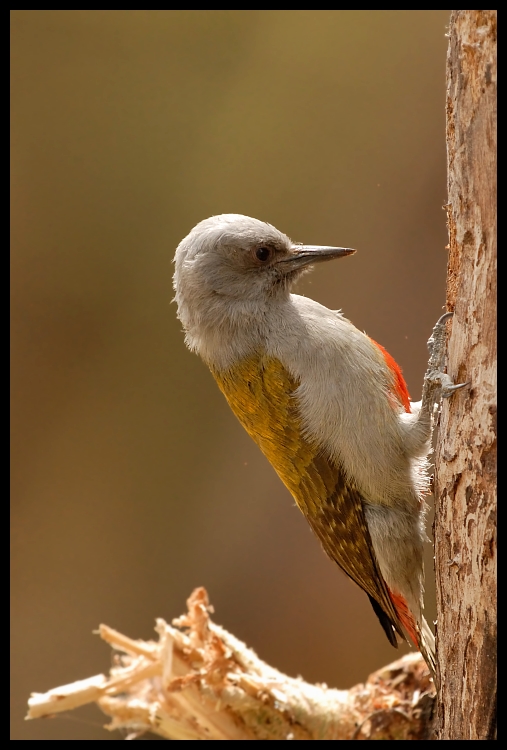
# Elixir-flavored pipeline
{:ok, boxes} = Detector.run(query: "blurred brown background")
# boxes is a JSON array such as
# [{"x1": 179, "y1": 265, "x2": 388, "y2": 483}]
[{"x1": 11, "y1": 10, "x2": 450, "y2": 740}]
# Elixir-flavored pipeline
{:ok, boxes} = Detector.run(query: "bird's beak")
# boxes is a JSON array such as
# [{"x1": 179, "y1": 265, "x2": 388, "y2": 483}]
[{"x1": 277, "y1": 244, "x2": 356, "y2": 272}]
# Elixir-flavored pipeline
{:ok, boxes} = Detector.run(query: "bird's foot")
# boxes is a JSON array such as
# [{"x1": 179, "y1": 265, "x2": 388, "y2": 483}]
[{"x1": 421, "y1": 313, "x2": 469, "y2": 414}]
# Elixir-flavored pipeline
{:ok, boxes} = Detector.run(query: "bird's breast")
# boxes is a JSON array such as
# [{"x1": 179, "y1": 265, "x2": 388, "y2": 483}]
[{"x1": 206, "y1": 294, "x2": 423, "y2": 510}]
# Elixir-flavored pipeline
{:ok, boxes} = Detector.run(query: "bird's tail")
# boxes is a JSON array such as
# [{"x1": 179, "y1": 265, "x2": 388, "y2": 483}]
[
  {"x1": 387, "y1": 587, "x2": 436, "y2": 680},
  {"x1": 417, "y1": 615, "x2": 436, "y2": 681}
]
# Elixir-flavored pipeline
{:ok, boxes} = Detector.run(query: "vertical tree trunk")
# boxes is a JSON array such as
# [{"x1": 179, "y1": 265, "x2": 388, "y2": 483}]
[{"x1": 434, "y1": 10, "x2": 496, "y2": 740}]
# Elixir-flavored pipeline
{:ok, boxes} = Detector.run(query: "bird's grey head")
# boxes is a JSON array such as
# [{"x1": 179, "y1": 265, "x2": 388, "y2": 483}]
[{"x1": 173, "y1": 214, "x2": 355, "y2": 356}]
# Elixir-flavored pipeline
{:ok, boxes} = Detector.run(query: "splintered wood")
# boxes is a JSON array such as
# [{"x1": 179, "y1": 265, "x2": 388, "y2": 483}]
[{"x1": 26, "y1": 587, "x2": 435, "y2": 740}]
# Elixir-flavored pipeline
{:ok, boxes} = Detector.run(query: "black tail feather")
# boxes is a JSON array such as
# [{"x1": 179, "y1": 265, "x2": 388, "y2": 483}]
[{"x1": 368, "y1": 594, "x2": 399, "y2": 648}]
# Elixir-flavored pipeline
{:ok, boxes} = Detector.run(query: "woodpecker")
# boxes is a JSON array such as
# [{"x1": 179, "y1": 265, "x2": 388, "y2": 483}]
[{"x1": 173, "y1": 214, "x2": 462, "y2": 676}]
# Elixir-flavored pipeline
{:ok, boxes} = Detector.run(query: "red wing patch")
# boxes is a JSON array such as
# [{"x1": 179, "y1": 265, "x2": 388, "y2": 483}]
[{"x1": 369, "y1": 339, "x2": 411, "y2": 413}]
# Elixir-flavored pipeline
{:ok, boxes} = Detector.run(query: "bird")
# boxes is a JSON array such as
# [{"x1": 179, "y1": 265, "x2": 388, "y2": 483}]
[{"x1": 173, "y1": 213, "x2": 440, "y2": 675}]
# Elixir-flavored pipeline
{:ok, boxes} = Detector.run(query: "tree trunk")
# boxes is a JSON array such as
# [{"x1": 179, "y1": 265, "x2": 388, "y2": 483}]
[{"x1": 434, "y1": 10, "x2": 496, "y2": 740}]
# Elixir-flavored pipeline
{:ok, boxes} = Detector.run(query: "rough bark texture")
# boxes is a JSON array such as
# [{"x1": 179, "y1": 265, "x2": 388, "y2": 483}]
[{"x1": 435, "y1": 10, "x2": 496, "y2": 740}]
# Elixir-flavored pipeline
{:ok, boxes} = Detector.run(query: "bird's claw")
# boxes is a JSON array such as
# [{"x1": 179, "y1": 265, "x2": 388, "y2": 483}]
[
  {"x1": 441, "y1": 380, "x2": 470, "y2": 399},
  {"x1": 426, "y1": 312, "x2": 454, "y2": 371},
  {"x1": 421, "y1": 312, "x2": 469, "y2": 414}
]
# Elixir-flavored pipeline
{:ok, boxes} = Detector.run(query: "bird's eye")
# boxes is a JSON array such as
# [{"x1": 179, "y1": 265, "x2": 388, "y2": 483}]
[{"x1": 255, "y1": 246, "x2": 271, "y2": 262}]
